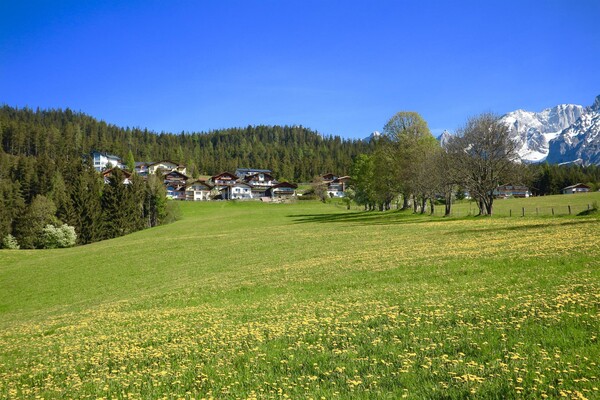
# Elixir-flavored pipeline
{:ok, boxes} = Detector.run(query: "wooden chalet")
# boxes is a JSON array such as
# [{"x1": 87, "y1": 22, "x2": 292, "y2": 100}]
[
  {"x1": 163, "y1": 170, "x2": 190, "y2": 184},
  {"x1": 102, "y1": 167, "x2": 132, "y2": 185},
  {"x1": 185, "y1": 180, "x2": 214, "y2": 201},
  {"x1": 266, "y1": 182, "x2": 298, "y2": 199},
  {"x1": 493, "y1": 184, "x2": 531, "y2": 198},
  {"x1": 324, "y1": 175, "x2": 350, "y2": 198},
  {"x1": 235, "y1": 168, "x2": 272, "y2": 179},
  {"x1": 134, "y1": 162, "x2": 150, "y2": 176},
  {"x1": 244, "y1": 172, "x2": 278, "y2": 197},
  {"x1": 562, "y1": 183, "x2": 591, "y2": 194},
  {"x1": 209, "y1": 172, "x2": 239, "y2": 188},
  {"x1": 321, "y1": 173, "x2": 338, "y2": 182}
]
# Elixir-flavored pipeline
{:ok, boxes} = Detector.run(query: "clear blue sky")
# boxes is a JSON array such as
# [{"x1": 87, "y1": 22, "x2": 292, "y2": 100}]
[{"x1": 1, "y1": 0, "x2": 599, "y2": 139}]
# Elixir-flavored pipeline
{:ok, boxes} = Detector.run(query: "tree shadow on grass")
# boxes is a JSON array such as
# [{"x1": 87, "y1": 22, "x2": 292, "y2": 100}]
[{"x1": 288, "y1": 210, "x2": 446, "y2": 226}]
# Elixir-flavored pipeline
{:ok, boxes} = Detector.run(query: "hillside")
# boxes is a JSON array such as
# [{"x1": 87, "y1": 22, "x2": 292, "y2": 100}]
[
  {"x1": 1, "y1": 198, "x2": 599, "y2": 398},
  {"x1": 0, "y1": 106, "x2": 370, "y2": 182}
]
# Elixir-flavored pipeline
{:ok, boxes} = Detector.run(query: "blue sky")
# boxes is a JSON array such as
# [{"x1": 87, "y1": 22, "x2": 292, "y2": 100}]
[{"x1": 1, "y1": 1, "x2": 599, "y2": 139}]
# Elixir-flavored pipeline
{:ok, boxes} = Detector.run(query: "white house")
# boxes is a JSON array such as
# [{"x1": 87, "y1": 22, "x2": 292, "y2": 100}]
[
  {"x1": 185, "y1": 180, "x2": 213, "y2": 201},
  {"x1": 562, "y1": 183, "x2": 591, "y2": 194},
  {"x1": 148, "y1": 160, "x2": 187, "y2": 175},
  {"x1": 221, "y1": 182, "x2": 253, "y2": 200},
  {"x1": 266, "y1": 182, "x2": 298, "y2": 199},
  {"x1": 322, "y1": 174, "x2": 350, "y2": 198},
  {"x1": 92, "y1": 151, "x2": 122, "y2": 172}
]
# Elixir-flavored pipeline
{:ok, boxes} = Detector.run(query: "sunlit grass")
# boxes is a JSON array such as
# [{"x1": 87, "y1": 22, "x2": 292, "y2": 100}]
[{"x1": 1, "y1": 199, "x2": 599, "y2": 399}]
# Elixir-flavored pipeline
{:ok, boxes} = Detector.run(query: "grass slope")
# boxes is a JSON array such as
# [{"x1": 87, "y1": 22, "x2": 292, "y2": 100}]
[{"x1": 1, "y1": 197, "x2": 599, "y2": 399}]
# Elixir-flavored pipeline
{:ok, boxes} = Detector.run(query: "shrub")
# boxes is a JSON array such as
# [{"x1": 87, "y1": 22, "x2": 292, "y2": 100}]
[
  {"x1": 41, "y1": 224, "x2": 77, "y2": 249},
  {"x1": 2, "y1": 234, "x2": 20, "y2": 249}
]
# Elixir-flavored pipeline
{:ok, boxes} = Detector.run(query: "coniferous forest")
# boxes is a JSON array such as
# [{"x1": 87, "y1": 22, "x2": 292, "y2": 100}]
[
  {"x1": 2, "y1": 105, "x2": 599, "y2": 248},
  {"x1": 0, "y1": 106, "x2": 371, "y2": 247}
]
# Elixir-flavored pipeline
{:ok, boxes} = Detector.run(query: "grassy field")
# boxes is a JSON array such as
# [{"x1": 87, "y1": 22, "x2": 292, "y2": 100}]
[{"x1": 1, "y1": 194, "x2": 599, "y2": 399}]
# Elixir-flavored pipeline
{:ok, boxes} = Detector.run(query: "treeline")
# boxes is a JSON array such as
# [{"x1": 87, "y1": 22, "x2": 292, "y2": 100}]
[
  {"x1": 0, "y1": 164, "x2": 170, "y2": 248},
  {"x1": 0, "y1": 105, "x2": 369, "y2": 248},
  {"x1": 0, "y1": 106, "x2": 371, "y2": 181},
  {"x1": 347, "y1": 111, "x2": 600, "y2": 216},
  {"x1": 529, "y1": 163, "x2": 600, "y2": 194}
]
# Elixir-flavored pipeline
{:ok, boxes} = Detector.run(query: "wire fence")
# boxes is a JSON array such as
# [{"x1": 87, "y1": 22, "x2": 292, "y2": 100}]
[
  {"x1": 338, "y1": 201, "x2": 598, "y2": 218},
  {"x1": 430, "y1": 203, "x2": 596, "y2": 217}
]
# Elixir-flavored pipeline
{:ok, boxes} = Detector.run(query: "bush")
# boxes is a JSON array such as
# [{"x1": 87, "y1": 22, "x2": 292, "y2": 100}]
[
  {"x1": 2, "y1": 234, "x2": 20, "y2": 249},
  {"x1": 41, "y1": 224, "x2": 77, "y2": 249}
]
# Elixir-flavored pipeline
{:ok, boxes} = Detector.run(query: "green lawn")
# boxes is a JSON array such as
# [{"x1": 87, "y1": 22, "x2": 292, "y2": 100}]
[{"x1": 1, "y1": 198, "x2": 599, "y2": 399}]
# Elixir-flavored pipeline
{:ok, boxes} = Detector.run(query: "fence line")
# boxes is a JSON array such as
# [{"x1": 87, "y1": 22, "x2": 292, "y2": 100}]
[{"x1": 431, "y1": 203, "x2": 595, "y2": 217}]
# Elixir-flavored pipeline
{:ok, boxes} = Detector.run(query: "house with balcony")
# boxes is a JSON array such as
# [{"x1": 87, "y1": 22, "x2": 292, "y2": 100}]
[
  {"x1": 266, "y1": 182, "x2": 298, "y2": 199},
  {"x1": 244, "y1": 172, "x2": 278, "y2": 197},
  {"x1": 221, "y1": 181, "x2": 253, "y2": 200},
  {"x1": 235, "y1": 168, "x2": 272, "y2": 179},
  {"x1": 493, "y1": 184, "x2": 531, "y2": 198},
  {"x1": 148, "y1": 160, "x2": 187, "y2": 175},
  {"x1": 101, "y1": 167, "x2": 132, "y2": 185},
  {"x1": 92, "y1": 151, "x2": 122, "y2": 172},
  {"x1": 321, "y1": 174, "x2": 350, "y2": 197},
  {"x1": 185, "y1": 180, "x2": 213, "y2": 201},
  {"x1": 209, "y1": 172, "x2": 239, "y2": 189}
]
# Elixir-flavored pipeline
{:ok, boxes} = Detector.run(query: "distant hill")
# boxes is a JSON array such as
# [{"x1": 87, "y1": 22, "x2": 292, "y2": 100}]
[{"x1": 0, "y1": 106, "x2": 372, "y2": 182}]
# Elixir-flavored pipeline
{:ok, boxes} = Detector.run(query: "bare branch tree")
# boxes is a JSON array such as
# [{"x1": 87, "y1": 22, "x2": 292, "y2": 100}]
[{"x1": 447, "y1": 113, "x2": 521, "y2": 216}]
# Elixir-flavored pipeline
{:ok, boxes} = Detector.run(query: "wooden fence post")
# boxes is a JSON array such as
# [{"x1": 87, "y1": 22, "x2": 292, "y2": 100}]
[
  {"x1": 509, "y1": 209, "x2": 512, "y2": 217},
  {"x1": 522, "y1": 207, "x2": 525, "y2": 217},
  {"x1": 568, "y1": 205, "x2": 571, "y2": 215},
  {"x1": 552, "y1": 207, "x2": 554, "y2": 216}
]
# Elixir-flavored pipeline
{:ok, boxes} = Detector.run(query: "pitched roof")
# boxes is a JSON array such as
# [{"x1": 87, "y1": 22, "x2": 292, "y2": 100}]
[
  {"x1": 563, "y1": 183, "x2": 591, "y2": 190},
  {"x1": 102, "y1": 167, "x2": 132, "y2": 178},
  {"x1": 211, "y1": 172, "x2": 239, "y2": 180},
  {"x1": 185, "y1": 180, "x2": 214, "y2": 190},
  {"x1": 148, "y1": 160, "x2": 182, "y2": 167},
  {"x1": 92, "y1": 150, "x2": 121, "y2": 159},
  {"x1": 273, "y1": 181, "x2": 298, "y2": 189},
  {"x1": 163, "y1": 170, "x2": 191, "y2": 180},
  {"x1": 236, "y1": 168, "x2": 272, "y2": 174},
  {"x1": 244, "y1": 172, "x2": 275, "y2": 181}
]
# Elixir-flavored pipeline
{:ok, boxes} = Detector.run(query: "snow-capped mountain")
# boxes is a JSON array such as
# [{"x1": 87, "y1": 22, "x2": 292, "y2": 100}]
[
  {"x1": 545, "y1": 96, "x2": 600, "y2": 165},
  {"x1": 364, "y1": 131, "x2": 381, "y2": 142},
  {"x1": 499, "y1": 103, "x2": 585, "y2": 162},
  {"x1": 437, "y1": 130, "x2": 452, "y2": 147},
  {"x1": 499, "y1": 95, "x2": 600, "y2": 165}
]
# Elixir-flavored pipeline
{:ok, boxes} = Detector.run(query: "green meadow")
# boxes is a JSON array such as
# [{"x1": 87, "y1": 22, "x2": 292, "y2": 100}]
[{"x1": 1, "y1": 193, "x2": 599, "y2": 399}]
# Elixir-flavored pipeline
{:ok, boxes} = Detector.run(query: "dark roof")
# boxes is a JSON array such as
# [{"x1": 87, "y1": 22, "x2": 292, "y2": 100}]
[
  {"x1": 235, "y1": 168, "x2": 272, "y2": 178},
  {"x1": 92, "y1": 150, "x2": 121, "y2": 159},
  {"x1": 211, "y1": 172, "x2": 239, "y2": 180},
  {"x1": 102, "y1": 167, "x2": 132, "y2": 178},
  {"x1": 273, "y1": 182, "x2": 298, "y2": 189},
  {"x1": 163, "y1": 170, "x2": 191, "y2": 180},
  {"x1": 185, "y1": 180, "x2": 214, "y2": 190},
  {"x1": 244, "y1": 172, "x2": 275, "y2": 181},
  {"x1": 236, "y1": 168, "x2": 272, "y2": 174},
  {"x1": 563, "y1": 183, "x2": 591, "y2": 190}
]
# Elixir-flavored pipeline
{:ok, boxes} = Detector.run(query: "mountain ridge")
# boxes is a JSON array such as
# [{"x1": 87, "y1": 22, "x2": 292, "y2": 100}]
[{"x1": 498, "y1": 95, "x2": 600, "y2": 165}]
